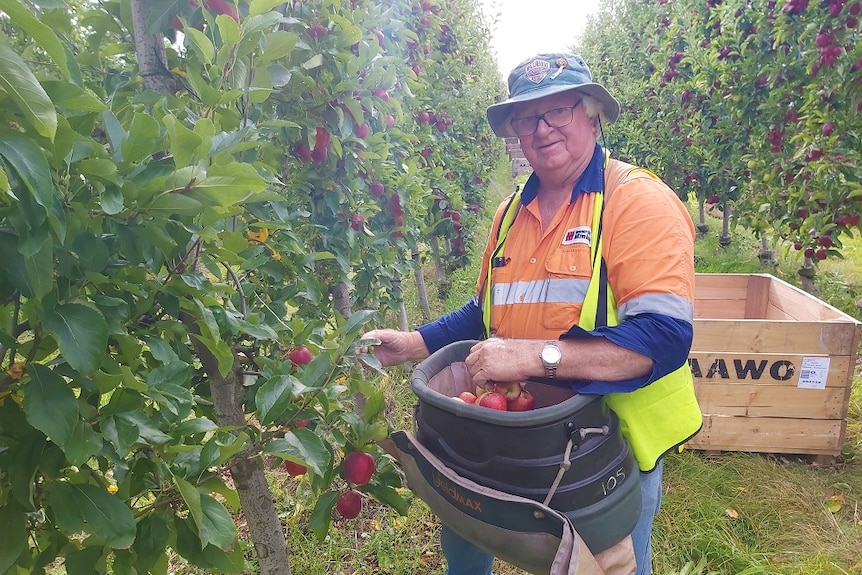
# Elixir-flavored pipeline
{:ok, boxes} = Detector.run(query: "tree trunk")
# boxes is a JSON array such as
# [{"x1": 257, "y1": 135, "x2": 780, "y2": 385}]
[
  {"x1": 719, "y1": 203, "x2": 732, "y2": 248},
  {"x1": 392, "y1": 275, "x2": 410, "y2": 332},
  {"x1": 130, "y1": 0, "x2": 180, "y2": 94},
  {"x1": 330, "y1": 281, "x2": 352, "y2": 318},
  {"x1": 696, "y1": 198, "x2": 709, "y2": 234},
  {"x1": 412, "y1": 250, "x2": 431, "y2": 320},
  {"x1": 184, "y1": 315, "x2": 292, "y2": 575},
  {"x1": 798, "y1": 256, "x2": 817, "y2": 294},
  {"x1": 429, "y1": 235, "x2": 450, "y2": 300},
  {"x1": 758, "y1": 235, "x2": 775, "y2": 265}
]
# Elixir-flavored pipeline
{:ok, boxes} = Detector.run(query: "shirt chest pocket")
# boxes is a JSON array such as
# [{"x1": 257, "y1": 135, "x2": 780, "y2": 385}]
[{"x1": 542, "y1": 246, "x2": 593, "y2": 330}]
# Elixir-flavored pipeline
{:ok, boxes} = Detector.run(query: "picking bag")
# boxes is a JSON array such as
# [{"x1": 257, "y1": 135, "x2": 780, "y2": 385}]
[
  {"x1": 385, "y1": 430, "x2": 607, "y2": 575},
  {"x1": 409, "y1": 341, "x2": 642, "y2": 553}
]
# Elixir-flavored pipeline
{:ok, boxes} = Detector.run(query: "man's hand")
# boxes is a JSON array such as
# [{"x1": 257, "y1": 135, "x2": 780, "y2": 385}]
[
  {"x1": 464, "y1": 338, "x2": 536, "y2": 386},
  {"x1": 360, "y1": 329, "x2": 428, "y2": 367}
]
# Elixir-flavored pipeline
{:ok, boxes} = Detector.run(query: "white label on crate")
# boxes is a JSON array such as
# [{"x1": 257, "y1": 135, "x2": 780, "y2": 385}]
[{"x1": 797, "y1": 357, "x2": 830, "y2": 389}]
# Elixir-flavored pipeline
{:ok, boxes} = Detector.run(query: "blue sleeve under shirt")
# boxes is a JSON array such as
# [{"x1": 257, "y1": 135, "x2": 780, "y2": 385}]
[
  {"x1": 416, "y1": 296, "x2": 485, "y2": 354},
  {"x1": 561, "y1": 312, "x2": 692, "y2": 395}
]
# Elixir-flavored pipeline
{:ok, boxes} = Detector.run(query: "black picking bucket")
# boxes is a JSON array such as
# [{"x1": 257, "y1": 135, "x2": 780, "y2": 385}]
[{"x1": 410, "y1": 340, "x2": 641, "y2": 553}]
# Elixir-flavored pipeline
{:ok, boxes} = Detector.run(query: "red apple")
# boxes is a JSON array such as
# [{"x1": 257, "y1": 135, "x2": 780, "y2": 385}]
[
  {"x1": 478, "y1": 391, "x2": 508, "y2": 411},
  {"x1": 355, "y1": 122, "x2": 370, "y2": 138},
  {"x1": 370, "y1": 182, "x2": 386, "y2": 198},
  {"x1": 283, "y1": 460, "x2": 307, "y2": 477},
  {"x1": 307, "y1": 23, "x2": 327, "y2": 39},
  {"x1": 204, "y1": 0, "x2": 238, "y2": 21},
  {"x1": 294, "y1": 142, "x2": 312, "y2": 163},
  {"x1": 508, "y1": 389, "x2": 535, "y2": 412},
  {"x1": 336, "y1": 489, "x2": 362, "y2": 519},
  {"x1": 457, "y1": 391, "x2": 477, "y2": 404},
  {"x1": 492, "y1": 381, "x2": 523, "y2": 401},
  {"x1": 343, "y1": 451, "x2": 375, "y2": 485},
  {"x1": 288, "y1": 346, "x2": 314, "y2": 366}
]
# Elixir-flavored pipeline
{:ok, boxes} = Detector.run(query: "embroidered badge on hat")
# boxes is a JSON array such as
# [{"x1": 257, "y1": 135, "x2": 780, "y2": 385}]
[{"x1": 524, "y1": 59, "x2": 551, "y2": 84}]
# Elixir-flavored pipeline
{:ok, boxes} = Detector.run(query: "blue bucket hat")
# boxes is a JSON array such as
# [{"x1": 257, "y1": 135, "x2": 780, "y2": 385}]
[{"x1": 486, "y1": 53, "x2": 620, "y2": 138}]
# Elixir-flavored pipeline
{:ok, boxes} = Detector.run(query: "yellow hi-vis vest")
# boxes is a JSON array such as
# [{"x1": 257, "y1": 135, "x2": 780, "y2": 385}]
[{"x1": 483, "y1": 167, "x2": 702, "y2": 472}]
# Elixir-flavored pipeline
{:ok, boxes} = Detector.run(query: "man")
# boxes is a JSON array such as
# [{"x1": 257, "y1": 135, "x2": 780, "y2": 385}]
[{"x1": 365, "y1": 53, "x2": 701, "y2": 575}]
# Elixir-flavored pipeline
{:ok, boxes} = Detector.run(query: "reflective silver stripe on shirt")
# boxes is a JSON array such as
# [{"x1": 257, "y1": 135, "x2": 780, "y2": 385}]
[
  {"x1": 491, "y1": 281, "x2": 693, "y2": 323},
  {"x1": 491, "y1": 278, "x2": 591, "y2": 306},
  {"x1": 618, "y1": 293, "x2": 694, "y2": 323}
]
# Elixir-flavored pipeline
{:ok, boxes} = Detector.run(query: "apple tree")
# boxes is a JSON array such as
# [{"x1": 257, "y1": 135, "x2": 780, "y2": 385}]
[
  {"x1": 0, "y1": 0, "x2": 503, "y2": 574},
  {"x1": 578, "y1": 0, "x2": 862, "y2": 282}
]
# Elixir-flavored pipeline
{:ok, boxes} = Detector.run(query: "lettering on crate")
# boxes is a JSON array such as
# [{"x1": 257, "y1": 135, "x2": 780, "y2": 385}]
[
  {"x1": 433, "y1": 471, "x2": 483, "y2": 512},
  {"x1": 688, "y1": 357, "x2": 796, "y2": 381}
]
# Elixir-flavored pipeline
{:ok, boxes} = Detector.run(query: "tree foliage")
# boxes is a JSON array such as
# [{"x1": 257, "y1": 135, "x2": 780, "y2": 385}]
[
  {"x1": 0, "y1": 0, "x2": 503, "y2": 573},
  {"x1": 578, "y1": 0, "x2": 861, "y2": 270}
]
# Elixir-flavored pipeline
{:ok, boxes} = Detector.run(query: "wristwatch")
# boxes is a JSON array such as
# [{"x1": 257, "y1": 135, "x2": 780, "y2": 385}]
[{"x1": 539, "y1": 341, "x2": 562, "y2": 379}]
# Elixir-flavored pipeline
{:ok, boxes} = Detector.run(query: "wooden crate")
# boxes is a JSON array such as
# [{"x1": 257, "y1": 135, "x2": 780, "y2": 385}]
[{"x1": 687, "y1": 273, "x2": 861, "y2": 457}]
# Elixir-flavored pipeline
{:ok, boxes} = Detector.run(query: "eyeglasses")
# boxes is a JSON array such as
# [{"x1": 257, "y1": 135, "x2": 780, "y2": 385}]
[{"x1": 509, "y1": 101, "x2": 582, "y2": 136}]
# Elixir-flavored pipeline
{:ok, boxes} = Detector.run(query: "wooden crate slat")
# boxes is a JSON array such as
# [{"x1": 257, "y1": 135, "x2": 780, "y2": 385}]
[
  {"x1": 765, "y1": 275, "x2": 853, "y2": 321},
  {"x1": 694, "y1": 383, "x2": 846, "y2": 419},
  {"x1": 744, "y1": 274, "x2": 771, "y2": 318},
  {"x1": 693, "y1": 319, "x2": 859, "y2": 355},
  {"x1": 689, "y1": 352, "x2": 852, "y2": 388},
  {"x1": 687, "y1": 415, "x2": 844, "y2": 455},
  {"x1": 694, "y1": 300, "x2": 747, "y2": 319}
]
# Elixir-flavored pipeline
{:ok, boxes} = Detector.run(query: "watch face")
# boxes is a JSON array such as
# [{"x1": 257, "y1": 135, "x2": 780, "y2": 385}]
[{"x1": 542, "y1": 344, "x2": 561, "y2": 364}]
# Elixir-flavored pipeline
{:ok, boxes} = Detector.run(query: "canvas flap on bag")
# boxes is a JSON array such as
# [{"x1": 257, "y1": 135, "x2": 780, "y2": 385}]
[{"x1": 385, "y1": 430, "x2": 606, "y2": 575}]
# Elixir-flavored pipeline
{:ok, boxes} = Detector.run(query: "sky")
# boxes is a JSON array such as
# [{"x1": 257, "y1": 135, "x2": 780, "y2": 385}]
[{"x1": 479, "y1": 0, "x2": 602, "y2": 80}]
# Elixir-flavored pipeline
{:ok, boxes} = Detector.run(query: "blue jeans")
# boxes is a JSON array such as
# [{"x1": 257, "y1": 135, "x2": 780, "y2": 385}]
[{"x1": 441, "y1": 459, "x2": 664, "y2": 575}]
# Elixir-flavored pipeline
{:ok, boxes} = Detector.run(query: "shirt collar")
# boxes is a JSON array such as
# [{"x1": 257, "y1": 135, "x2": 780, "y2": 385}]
[{"x1": 520, "y1": 144, "x2": 605, "y2": 206}]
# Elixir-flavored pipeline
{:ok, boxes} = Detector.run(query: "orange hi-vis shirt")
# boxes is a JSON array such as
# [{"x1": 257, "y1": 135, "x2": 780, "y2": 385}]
[{"x1": 477, "y1": 155, "x2": 695, "y2": 341}]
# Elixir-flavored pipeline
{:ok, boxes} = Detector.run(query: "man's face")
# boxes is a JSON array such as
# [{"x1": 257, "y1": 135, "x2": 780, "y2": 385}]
[{"x1": 511, "y1": 91, "x2": 597, "y2": 178}]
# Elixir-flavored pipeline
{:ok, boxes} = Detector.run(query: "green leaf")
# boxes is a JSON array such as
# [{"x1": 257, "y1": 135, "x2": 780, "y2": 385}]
[
  {"x1": 22, "y1": 364, "x2": 101, "y2": 465},
  {"x1": 0, "y1": 504, "x2": 28, "y2": 572},
  {"x1": 216, "y1": 14, "x2": 240, "y2": 48},
  {"x1": 148, "y1": 192, "x2": 205, "y2": 216},
  {"x1": 198, "y1": 494, "x2": 236, "y2": 551},
  {"x1": 342, "y1": 309, "x2": 377, "y2": 340},
  {"x1": 362, "y1": 483, "x2": 410, "y2": 516},
  {"x1": 22, "y1": 231, "x2": 53, "y2": 301},
  {"x1": 302, "y1": 54, "x2": 323, "y2": 70},
  {"x1": 309, "y1": 491, "x2": 339, "y2": 540},
  {"x1": 255, "y1": 374, "x2": 302, "y2": 425},
  {"x1": 258, "y1": 30, "x2": 297, "y2": 63},
  {"x1": 123, "y1": 113, "x2": 162, "y2": 164},
  {"x1": 174, "y1": 476, "x2": 204, "y2": 536},
  {"x1": 163, "y1": 115, "x2": 204, "y2": 168},
  {"x1": 188, "y1": 162, "x2": 269, "y2": 206},
  {"x1": 133, "y1": 514, "x2": 170, "y2": 575},
  {"x1": 264, "y1": 428, "x2": 331, "y2": 477},
  {"x1": 41, "y1": 302, "x2": 108, "y2": 375},
  {"x1": 0, "y1": 134, "x2": 56, "y2": 211},
  {"x1": 65, "y1": 545, "x2": 105, "y2": 575},
  {"x1": 48, "y1": 483, "x2": 136, "y2": 549},
  {"x1": 362, "y1": 389, "x2": 386, "y2": 423},
  {"x1": 0, "y1": 41, "x2": 57, "y2": 139},
  {"x1": 184, "y1": 26, "x2": 215, "y2": 65},
  {"x1": 42, "y1": 80, "x2": 105, "y2": 111},
  {"x1": 249, "y1": 0, "x2": 284, "y2": 16}
]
